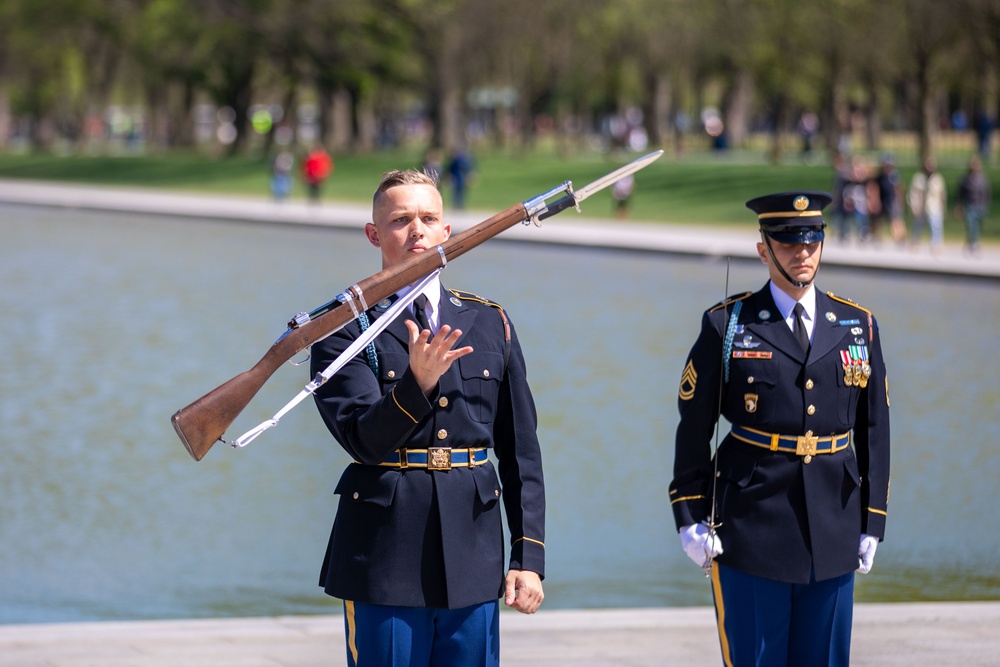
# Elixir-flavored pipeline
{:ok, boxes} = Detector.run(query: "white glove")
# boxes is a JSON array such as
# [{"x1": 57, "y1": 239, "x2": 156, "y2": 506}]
[
  {"x1": 857, "y1": 534, "x2": 879, "y2": 574},
  {"x1": 680, "y1": 523, "x2": 724, "y2": 569}
]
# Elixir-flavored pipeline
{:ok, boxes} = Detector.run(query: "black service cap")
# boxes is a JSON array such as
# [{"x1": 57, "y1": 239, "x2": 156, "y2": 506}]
[{"x1": 746, "y1": 191, "x2": 830, "y2": 244}]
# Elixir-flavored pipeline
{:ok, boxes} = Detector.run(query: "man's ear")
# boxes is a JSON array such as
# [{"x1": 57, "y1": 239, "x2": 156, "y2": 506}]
[
  {"x1": 756, "y1": 241, "x2": 768, "y2": 264},
  {"x1": 365, "y1": 223, "x2": 380, "y2": 248}
]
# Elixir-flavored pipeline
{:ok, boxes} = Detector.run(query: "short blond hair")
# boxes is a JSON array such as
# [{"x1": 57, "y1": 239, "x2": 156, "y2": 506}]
[{"x1": 373, "y1": 169, "x2": 438, "y2": 207}]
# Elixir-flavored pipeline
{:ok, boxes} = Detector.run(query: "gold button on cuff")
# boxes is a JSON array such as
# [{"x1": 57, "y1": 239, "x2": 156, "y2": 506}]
[
  {"x1": 807, "y1": 405, "x2": 816, "y2": 415},
  {"x1": 387, "y1": 370, "x2": 396, "y2": 379},
  {"x1": 437, "y1": 429, "x2": 448, "y2": 440},
  {"x1": 438, "y1": 396, "x2": 449, "y2": 408},
  {"x1": 805, "y1": 379, "x2": 814, "y2": 390}
]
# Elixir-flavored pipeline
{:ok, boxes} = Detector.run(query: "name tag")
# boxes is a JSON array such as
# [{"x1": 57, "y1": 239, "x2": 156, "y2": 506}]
[{"x1": 732, "y1": 351, "x2": 773, "y2": 359}]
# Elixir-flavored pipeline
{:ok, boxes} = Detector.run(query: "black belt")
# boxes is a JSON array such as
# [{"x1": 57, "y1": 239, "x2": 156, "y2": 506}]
[{"x1": 367, "y1": 447, "x2": 489, "y2": 470}]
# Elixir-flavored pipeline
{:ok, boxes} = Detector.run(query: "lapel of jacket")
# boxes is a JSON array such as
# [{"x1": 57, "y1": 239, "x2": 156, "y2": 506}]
[
  {"x1": 808, "y1": 291, "x2": 850, "y2": 365},
  {"x1": 742, "y1": 283, "x2": 807, "y2": 363}
]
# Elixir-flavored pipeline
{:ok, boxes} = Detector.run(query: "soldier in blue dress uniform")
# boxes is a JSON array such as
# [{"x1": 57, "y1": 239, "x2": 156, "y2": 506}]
[
  {"x1": 670, "y1": 191, "x2": 890, "y2": 666},
  {"x1": 311, "y1": 169, "x2": 545, "y2": 666}
]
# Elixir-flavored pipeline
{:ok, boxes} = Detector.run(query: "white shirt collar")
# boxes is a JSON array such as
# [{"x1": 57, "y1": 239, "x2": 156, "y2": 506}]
[{"x1": 769, "y1": 281, "x2": 816, "y2": 335}]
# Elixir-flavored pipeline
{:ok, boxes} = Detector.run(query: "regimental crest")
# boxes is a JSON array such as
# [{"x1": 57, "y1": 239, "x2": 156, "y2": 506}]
[
  {"x1": 745, "y1": 393, "x2": 758, "y2": 413},
  {"x1": 679, "y1": 360, "x2": 697, "y2": 400},
  {"x1": 793, "y1": 196, "x2": 810, "y2": 211}
]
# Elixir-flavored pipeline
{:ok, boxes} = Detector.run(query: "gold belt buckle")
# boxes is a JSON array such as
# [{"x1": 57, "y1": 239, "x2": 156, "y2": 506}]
[
  {"x1": 795, "y1": 431, "x2": 818, "y2": 457},
  {"x1": 427, "y1": 446, "x2": 452, "y2": 471}
]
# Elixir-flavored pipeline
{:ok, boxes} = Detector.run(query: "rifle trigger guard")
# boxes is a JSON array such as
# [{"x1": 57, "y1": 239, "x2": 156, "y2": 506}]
[{"x1": 289, "y1": 352, "x2": 311, "y2": 366}]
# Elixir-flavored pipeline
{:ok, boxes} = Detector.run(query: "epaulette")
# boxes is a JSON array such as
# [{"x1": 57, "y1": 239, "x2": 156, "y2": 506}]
[
  {"x1": 826, "y1": 291, "x2": 873, "y2": 317},
  {"x1": 709, "y1": 291, "x2": 752, "y2": 313},
  {"x1": 448, "y1": 288, "x2": 504, "y2": 310}
]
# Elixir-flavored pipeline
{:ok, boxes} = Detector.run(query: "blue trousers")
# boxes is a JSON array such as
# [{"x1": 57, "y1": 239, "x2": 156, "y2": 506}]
[
  {"x1": 710, "y1": 563, "x2": 854, "y2": 667},
  {"x1": 343, "y1": 600, "x2": 500, "y2": 667}
]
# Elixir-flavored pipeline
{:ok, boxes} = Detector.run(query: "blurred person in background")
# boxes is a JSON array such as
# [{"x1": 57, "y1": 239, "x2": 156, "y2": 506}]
[
  {"x1": 302, "y1": 144, "x2": 334, "y2": 202},
  {"x1": 873, "y1": 153, "x2": 905, "y2": 245},
  {"x1": 955, "y1": 154, "x2": 991, "y2": 255},
  {"x1": 908, "y1": 157, "x2": 947, "y2": 255}
]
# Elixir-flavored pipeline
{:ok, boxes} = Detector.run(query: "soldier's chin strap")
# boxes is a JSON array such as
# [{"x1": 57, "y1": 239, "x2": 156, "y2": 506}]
[{"x1": 761, "y1": 232, "x2": 821, "y2": 288}]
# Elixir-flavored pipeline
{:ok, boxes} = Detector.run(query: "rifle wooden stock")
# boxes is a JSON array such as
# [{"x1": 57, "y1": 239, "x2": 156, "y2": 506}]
[{"x1": 172, "y1": 201, "x2": 530, "y2": 461}]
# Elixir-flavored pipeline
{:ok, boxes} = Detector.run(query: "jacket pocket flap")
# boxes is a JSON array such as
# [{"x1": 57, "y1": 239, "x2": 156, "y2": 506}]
[
  {"x1": 334, "y1": 466, "x2": 401, "y2": 507},
  {"x1": 458, "y1": 352, "x2": 504, "y2": 382}
]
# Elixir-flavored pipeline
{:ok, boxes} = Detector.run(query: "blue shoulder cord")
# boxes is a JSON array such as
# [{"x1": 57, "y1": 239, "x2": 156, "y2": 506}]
[
  {"x1": 356, "y1": 311, "x2": 379, "y2": 377},
  {"x1": 722, "y1": 300, "x2": 742, "y2": 382}
]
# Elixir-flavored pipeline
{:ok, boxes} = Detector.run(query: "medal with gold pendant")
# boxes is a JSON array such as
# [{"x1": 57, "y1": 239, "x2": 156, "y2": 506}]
[
  {"x1": 840, "y1": 350, "x2": 854, "y2": 386},
  {"x1": 843, "y1": 345, "x2": 870, "y2": 388}
]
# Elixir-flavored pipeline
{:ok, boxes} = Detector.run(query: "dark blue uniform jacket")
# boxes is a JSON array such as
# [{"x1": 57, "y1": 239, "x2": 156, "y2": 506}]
[
  {"x1": 670, "y1": 283, "x2": 890, "y2": 584},
  {"x1": 311, "y1": 286, "x2": 545, "y2": 609}
]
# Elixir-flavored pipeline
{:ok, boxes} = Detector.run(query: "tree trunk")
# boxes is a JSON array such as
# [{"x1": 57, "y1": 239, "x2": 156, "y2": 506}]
[
  {"x1": 768, "y1": 94, "x2": 789, "y2": 164},
  {"x1": 916, "y1": 54, "x2": 935, "y2": 164},
  {"x1": 724, "y1": 70, "x2": 754, "y2": 148}
]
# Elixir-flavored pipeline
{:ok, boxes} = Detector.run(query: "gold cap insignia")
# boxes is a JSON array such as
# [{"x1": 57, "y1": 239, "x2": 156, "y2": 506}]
[{"x1": 793, "y1": 196, "x2": 809, "y2": 211}]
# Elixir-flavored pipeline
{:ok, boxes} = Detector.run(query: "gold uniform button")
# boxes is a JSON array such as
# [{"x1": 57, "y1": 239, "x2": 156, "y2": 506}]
[
  {"x1": 803, "y1": 455, "x2": 813, "y2": 464},
  {"x1": 438, "y1": 396, "x2": 449, "y2": 408},
  {"x1": 805, "y1": 379, "x2": 815, "y2": 390},
  {"x1": 483, "y1": 369, "x2": 490, "y2": 378},
  {"x1": 494, "y1": 489, "x2": 500, "y2": 497},
  {"x1": 352, "y1": 492, "x2": 359, "y2": 500},
  {"x1": 747, "y1": 376, "x2": 755, "y2": 384},
  {"x1": 437, "y1": 429, "x2": 448, "y2": 440},
  {"x1": 387, "y1": 370, "x2": 396, "y2": 379},
  {"x1": 807, "y1": 405, "x2": 816, "y2": 415}
]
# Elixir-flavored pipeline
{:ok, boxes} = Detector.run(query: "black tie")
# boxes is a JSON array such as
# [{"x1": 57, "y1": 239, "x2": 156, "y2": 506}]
[
  {"x1": 793, "y1": 302, "x2": 810, "y2": 352},
  {"x1": 413, "y1": 294, "x2": 431, "y2": 332}
]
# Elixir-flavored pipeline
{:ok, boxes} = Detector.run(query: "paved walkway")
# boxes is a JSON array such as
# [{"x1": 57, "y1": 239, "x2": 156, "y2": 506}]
[
  {"x1": 3, "y1": 602, "x2": 1000, "y2": 666},
  {"x1": 2, "y1": 179, "x2": 999, "y2": 665},
  {"x1": 1, "y1": 179, "x2": 998, "y2": 281}
]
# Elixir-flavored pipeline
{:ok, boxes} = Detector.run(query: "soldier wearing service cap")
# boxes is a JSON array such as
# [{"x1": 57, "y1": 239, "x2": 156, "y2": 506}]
[{"x1": 669, "y1": 191, "x2": 891, "y2": 665}]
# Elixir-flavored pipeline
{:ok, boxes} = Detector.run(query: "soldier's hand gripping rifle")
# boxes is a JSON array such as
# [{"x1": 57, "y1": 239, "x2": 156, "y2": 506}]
[{"x1": 171, "y1": 150, "x2": 663, "y2": 461}]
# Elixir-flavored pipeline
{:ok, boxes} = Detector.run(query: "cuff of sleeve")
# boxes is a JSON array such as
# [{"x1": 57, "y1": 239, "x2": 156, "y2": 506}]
[
  {"x1": 862, "y1": 508, "x2": 887, "y2": 540},
  {"x1": 671, "y1": 495, "x2": 709, "y2": 532},
  {"x1": 389, "y1": 370, "x2": 433, "y2": 424},
  {"x1": 509, "y1": 536, "x2": 545, "y2": 579}
]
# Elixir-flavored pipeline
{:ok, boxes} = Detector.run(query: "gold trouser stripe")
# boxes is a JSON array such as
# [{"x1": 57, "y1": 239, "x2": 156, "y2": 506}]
[
  {"x1": 710, "y1": 565, "x2": 734, "y2": 667},
  {"x1": 344, "y1": 600, "x2": 358, "y2": 664},
  {"x1": 868, "y1": 507, "x2": 888, "y2": 516},
  {"x1": 669, "y1": 494, "x2": 705, "y2": 505}
]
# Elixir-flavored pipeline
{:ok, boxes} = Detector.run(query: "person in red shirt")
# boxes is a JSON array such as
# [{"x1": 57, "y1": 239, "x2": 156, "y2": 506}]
[{"x1": 302, "y1": 145, "x2": 333, "y2": 201}]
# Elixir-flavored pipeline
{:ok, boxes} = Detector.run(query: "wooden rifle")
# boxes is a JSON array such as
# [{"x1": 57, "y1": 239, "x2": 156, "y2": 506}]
[{"x1": 171, "y1": 150, "x2": 663, "y2": 461}]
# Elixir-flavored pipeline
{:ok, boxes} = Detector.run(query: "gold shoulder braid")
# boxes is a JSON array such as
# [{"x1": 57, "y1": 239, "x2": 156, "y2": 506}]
[
  {"x1": 827, "y1": 291, "x2": 874, "y2": 343},
  {"x1": 709, "y1": 291, "x2": 752, "y2": 314}
]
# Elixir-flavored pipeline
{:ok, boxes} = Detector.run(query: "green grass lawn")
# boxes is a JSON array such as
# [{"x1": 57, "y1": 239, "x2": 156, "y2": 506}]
[{"x1": 0, "y1": 148, "x2": 996, "y2": 239}]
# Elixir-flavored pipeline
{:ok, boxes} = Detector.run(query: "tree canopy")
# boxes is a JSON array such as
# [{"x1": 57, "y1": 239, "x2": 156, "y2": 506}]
[{"x1": 0, "y1": 0, "x2": 997, "y2": 162}]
